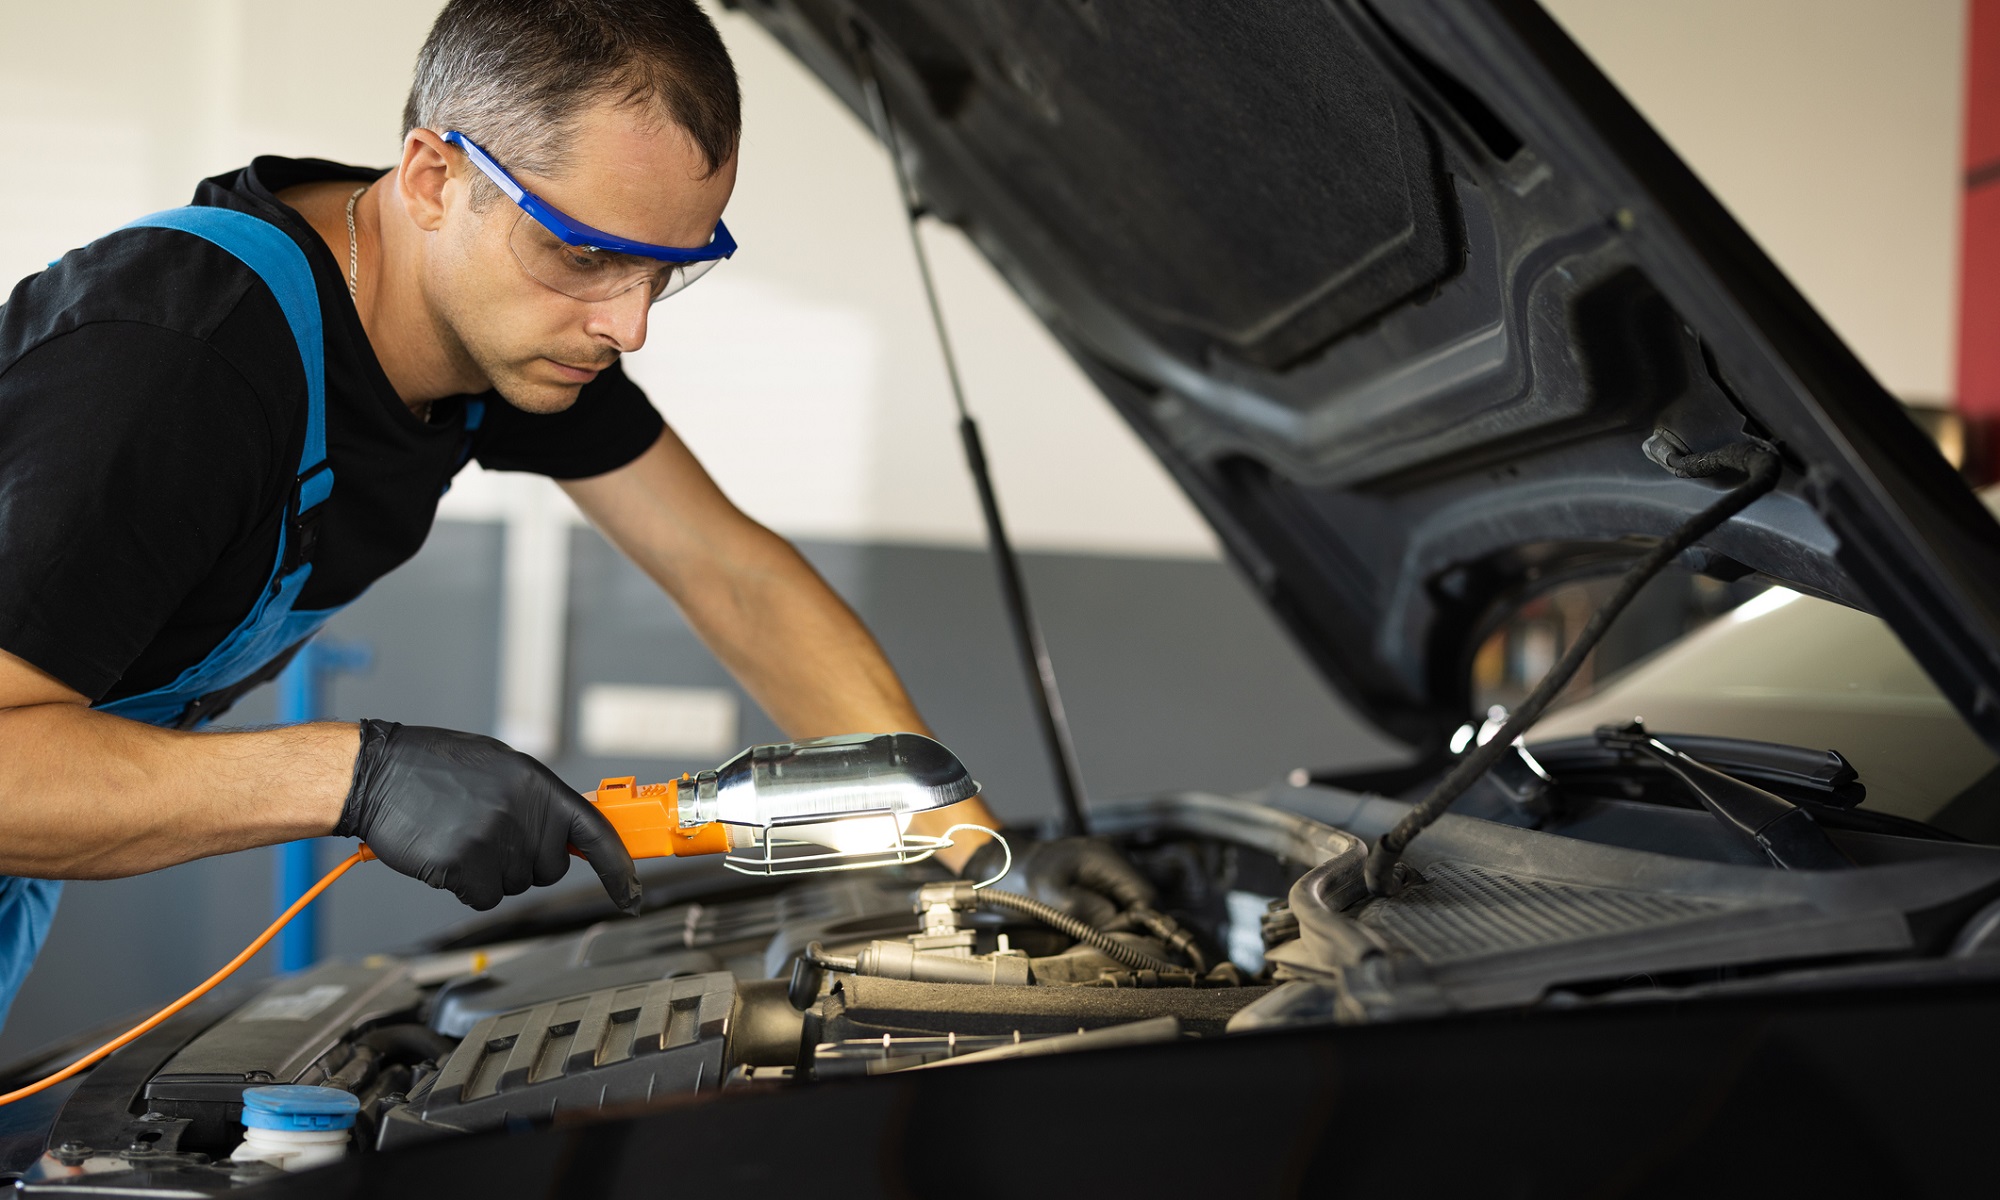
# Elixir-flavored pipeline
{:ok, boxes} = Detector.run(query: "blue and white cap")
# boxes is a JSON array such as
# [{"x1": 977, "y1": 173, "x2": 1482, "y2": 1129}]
[{"x1": 240, "y1": 1085, "x2": 359, "y2": 1132}]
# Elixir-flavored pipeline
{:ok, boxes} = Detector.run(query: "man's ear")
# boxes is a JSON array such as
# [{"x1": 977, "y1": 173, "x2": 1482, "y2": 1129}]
[{"x1": 398, "y1": 129, "x2": 455, "y2": 233}]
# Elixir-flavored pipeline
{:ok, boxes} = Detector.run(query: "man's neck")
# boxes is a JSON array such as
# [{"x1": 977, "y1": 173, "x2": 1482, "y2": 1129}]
[{"x1": 276, "y1": 175, "x2": 486, "y2": 410}]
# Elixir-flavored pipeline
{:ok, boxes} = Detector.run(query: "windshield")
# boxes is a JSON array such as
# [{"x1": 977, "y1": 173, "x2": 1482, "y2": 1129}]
[{"x1": 1529, "y1": 585, "x2": 2000, "y2": 836}]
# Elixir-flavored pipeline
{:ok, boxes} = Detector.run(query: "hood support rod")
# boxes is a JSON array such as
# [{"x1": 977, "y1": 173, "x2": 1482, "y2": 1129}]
[
  {"x1": 1365, "y1": 441, "x2": 1781, "y2": 896},
  {"x1": 853, "y1": 34, "x2": 1091, "y2": 837}
]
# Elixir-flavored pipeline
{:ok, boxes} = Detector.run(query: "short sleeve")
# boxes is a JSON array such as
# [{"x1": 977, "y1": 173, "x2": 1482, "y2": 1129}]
[
  {"x1": 0, "y1": 323, "x2": 273, "y2": 699},
  {"x1": 472, "y1": 360, "x2": 665, "y2": 480}
]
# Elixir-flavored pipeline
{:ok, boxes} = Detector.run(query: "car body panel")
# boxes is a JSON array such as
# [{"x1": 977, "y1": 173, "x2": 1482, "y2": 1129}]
[
  {"x1": 31, "y1": 972, "x2": 2000, "y2": 1198},
  {"x1": 727, "y1": 0, "x2": 2000, "y2": 764}
]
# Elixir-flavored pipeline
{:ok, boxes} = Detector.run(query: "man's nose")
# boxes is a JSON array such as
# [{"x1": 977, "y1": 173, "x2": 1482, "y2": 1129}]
[{"x1": 585, "y1": 283, "x2": 651, "y2": 353}]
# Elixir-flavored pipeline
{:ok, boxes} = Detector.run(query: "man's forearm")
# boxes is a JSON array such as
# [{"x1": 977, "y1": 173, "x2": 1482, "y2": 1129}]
[
  {"x1": 564, "y1": 432, "x2": 943, "y2": 739},
  {"x1": 561, "y1": 434, "x2": 1003, "y2": 867},
  {"x1": 675, "y1": 528, "x2": 1001, "y2": 864},
  {"x1": 0, "y1": 703, "x2": 354, "y2": 879},
  {"x1": 679, "y1": 526, "x2": 925, "y2": 738}
]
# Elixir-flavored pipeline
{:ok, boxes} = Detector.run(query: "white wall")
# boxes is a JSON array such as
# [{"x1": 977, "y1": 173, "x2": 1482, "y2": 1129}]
[
  {"x1": 1540, "y1": 0, "x2": 1967, "y2": 405},
  {"x1": 0, "y1": 0, "x2": 1214, "y2": 557},
  {"x1": 0, "y1": 2, "x2": 442, "y2": 256},
  {"x1": 0, "y1": 0, "x2": 1969, "y2": 558}
]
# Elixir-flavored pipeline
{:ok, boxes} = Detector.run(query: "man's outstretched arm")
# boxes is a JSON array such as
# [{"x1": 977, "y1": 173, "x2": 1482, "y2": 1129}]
[
  {"x1": 0, "y1": 648, "x2": 355, "y2": 879},
  {"x1": 0, "y1": 649, "x2": 639, "y2": 910},
  {"x1": 561, "y1": 426, "x2": 1001, "y2": 868}
]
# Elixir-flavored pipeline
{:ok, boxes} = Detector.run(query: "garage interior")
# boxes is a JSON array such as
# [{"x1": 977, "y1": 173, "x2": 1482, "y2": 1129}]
[{"x1": 0, "y1": 4, "x2": 1989, "y2": 1179}]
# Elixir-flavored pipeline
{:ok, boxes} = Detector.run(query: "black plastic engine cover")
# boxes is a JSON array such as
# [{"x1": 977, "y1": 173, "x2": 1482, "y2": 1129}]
[
  {"x1": 427, "y1": 940, "x2": 724, "y2": 1040},
  {"x1": 428, "y1": 876, "x2": 920, "y2": 1038},
  {"x1": 377, "y1": 973, "x2": 735, "y2": 1150},
  {"x1": 140, "y1": 962, "x2": 418, "y2": 1150}
]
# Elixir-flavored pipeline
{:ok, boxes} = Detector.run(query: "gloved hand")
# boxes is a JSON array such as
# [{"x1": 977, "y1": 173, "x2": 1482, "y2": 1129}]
[
  {"x1": 966, "y1": 835, "x2": 1155, "y2": 929},
  {"x1": 337, "y1": 720, "x2": 641, "y2": 914}
]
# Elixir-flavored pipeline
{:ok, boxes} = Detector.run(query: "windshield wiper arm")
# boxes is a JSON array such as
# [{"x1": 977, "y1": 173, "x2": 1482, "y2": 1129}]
[
  {"x1": 1528, "y1": 731, "x2": 1865, "y2": 808},
  {"x1": 1596, "y1": 721, "x2": 1853, "y2": 870}
]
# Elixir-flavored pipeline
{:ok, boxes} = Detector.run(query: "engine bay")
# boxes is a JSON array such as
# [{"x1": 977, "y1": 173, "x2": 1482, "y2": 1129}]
[{"x1": 11, "y1": 782, "x2": 2000, "y2": 1194}]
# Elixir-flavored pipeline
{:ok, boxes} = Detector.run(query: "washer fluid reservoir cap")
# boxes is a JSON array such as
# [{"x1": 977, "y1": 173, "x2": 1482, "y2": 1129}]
[{"x1": 241, "y1": 1085, "x2": 360, "y2": 1131}]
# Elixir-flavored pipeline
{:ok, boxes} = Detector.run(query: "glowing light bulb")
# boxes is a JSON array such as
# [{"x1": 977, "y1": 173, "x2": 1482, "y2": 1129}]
[
  {"x1": 766, "y1": 813, "x2": 911, "y2": 856},
  {"x1": 700, "y1": 733, "x2": 977, "y2": 875}
]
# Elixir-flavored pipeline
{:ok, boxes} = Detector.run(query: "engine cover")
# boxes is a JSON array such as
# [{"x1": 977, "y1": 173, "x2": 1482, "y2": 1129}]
[
  {"x1": 376, "y1": 973, "x2": 735, "y2": 1150},
  {"x1": 141, "y1": 963, "x2": 419, "y2": 1150}
]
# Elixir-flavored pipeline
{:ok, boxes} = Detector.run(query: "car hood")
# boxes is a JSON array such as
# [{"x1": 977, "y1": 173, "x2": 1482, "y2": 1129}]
[{"x1": 733, "y1": 0, "x2": 2000, "y2": 762}]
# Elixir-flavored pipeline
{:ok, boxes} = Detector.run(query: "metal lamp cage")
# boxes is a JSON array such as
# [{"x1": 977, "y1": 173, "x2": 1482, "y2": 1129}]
[{"x1": 721, "y1": 807, "x2": 955, "y2": 877}]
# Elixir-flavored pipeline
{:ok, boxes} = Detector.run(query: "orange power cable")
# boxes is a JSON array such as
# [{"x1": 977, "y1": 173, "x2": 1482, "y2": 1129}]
[{"x1": 0, "y1": 846, "x2": 376, "y2": 1108}]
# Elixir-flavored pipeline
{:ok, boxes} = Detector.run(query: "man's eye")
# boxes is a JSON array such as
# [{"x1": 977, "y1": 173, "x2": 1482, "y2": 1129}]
[{"x1": 563, "y1": 249, "x2": 608, "y2": 272}]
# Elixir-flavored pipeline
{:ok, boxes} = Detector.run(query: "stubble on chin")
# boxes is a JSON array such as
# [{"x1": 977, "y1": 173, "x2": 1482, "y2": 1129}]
[
  {"x1": 503, "y1": 387, "x2": 586, "y2": 415},
  {"x1": 484, "y1": 363, "x2": 588, "y2": 414}
]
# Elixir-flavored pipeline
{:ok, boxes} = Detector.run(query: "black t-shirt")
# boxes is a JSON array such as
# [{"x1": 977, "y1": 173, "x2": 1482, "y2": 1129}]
[{"x1": 0, "y1": 156, "x2": 664, "y2": 703}]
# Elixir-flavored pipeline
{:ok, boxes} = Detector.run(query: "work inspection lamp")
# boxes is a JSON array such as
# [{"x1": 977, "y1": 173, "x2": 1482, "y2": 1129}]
[{"x1": 588, "y1": 732, "x2": 1004, "y2": 880}]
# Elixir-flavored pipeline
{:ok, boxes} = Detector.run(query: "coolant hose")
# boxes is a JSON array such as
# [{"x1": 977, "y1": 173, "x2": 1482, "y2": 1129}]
[{"x1": 977, "y1": 889, "x2": 1183, "y2": 974}]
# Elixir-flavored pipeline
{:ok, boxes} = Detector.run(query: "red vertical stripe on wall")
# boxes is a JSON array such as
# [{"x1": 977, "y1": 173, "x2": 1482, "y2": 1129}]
[
  {"x1": 1958, "y1": 0, "x2": 2000, "y2": 448},
  {"x1": 1958, "y1": 0, "x2": 2000, "y2": 481}
]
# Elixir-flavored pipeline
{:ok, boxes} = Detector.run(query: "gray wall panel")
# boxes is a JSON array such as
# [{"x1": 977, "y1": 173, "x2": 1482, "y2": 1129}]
[
  {"x1": 0, "y1": 525, "x2": 1395, "y2": 1063},
  {"x1": 553, "y1": 535, "x2": 1403, "y2": 815}
]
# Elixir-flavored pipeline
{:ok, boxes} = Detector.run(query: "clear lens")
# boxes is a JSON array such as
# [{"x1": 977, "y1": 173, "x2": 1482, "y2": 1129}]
[
  {"x1": 508, "y1": 212, "x2": 720, "y2": 305},
  {"x1": 660, "y1": 257, "x2": 719, "y2": 301}
]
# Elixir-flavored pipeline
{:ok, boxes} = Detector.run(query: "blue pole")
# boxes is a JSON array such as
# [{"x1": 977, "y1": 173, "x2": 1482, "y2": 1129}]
[
  {"x1": 272, "y1": 639, "x2": 370, "y2": 973},
  {"x1": 274, "y1": 644, "x2": 322, "y2": 973}
]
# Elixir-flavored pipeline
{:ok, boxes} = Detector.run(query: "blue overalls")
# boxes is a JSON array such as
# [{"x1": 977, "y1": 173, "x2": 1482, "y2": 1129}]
[{"x1": 0, "y1": 206, "x2": 465, "y2": 1030}]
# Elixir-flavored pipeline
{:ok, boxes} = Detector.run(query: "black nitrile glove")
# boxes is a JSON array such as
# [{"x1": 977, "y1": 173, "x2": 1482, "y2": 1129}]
[
  {"x1": 338, "y1": 720, "x2": 641, "y2": 914},
  {"x1": 966, "y1": 835, "x2": 1156, "y2": 929}
]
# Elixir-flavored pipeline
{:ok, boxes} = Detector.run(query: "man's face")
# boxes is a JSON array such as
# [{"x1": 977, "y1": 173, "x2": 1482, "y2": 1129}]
[{"x1": 426, "y1": 101, "x2": 737, "y2": 413}]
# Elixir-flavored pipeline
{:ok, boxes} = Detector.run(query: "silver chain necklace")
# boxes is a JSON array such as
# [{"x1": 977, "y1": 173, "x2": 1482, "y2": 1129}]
[
  {"x1": 344, "y1": 185, "x2": 368, "y2": 301},
  {"x1": 344, "y1": 183, "x2": 430, "y2": 423}
]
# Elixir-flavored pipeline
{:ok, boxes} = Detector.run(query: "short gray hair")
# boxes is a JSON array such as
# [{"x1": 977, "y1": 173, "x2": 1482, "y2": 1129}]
[{"x1": 403, "y1": 0, "x2": 740, "y2": 199}]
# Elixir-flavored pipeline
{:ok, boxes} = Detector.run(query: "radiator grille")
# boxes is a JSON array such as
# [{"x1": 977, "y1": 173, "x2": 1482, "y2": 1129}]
[{"x1": 1356, "y1": 861, "x2": 1732, "y2": 962}]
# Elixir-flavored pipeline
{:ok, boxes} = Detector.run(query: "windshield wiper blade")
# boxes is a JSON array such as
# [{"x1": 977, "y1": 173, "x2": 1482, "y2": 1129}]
[
  {"x1": 1531, "y1": 731, "x2": 1864, "y2": 808},
  {"x1": 1596, "y1": 721, "x2": 1853, "y2": 870},
  {"x1": 1527, "y1": 729, "x2": 1965, "y2": 843}
]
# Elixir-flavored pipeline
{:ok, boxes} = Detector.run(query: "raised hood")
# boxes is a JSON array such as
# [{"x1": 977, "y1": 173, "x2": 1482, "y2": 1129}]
[{"x1": 732, "y1": 0, "x2": 2000, "y2": 763}]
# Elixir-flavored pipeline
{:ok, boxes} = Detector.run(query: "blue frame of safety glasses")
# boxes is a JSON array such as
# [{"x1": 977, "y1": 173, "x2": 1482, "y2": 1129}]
[{"x1": 443, "y1": 130, "x2": 737, "y2": 263}]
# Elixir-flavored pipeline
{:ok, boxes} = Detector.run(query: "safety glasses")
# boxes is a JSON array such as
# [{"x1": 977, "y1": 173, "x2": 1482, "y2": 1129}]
[{"x1": 443, "y1": 131, "x2": 736, "y2": 305}]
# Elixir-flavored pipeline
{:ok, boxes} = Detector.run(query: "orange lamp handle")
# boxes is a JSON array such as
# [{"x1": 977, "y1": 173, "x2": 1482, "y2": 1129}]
[{"x1": 584, "y1": 775, "x2": 732, "y2": 860}]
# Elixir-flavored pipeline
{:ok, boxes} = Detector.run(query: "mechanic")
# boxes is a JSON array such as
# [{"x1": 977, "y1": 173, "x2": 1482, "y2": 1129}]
[{"x1": 0, "y1": 0, "x2": 1021, "y2": 1029}]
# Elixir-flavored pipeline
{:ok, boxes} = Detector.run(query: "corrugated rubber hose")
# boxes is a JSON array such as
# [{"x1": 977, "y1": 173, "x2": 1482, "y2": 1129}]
[{"x1": 977, "y1": 888, "x2": 1184, "y2": 974}]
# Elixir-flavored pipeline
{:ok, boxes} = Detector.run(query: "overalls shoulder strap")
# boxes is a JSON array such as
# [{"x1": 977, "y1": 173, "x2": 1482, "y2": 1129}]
[
  {"x1": 88, "y1": 207, "x2": 340, "y2": 730},
  {"x1": 119, "y1": 207, "x2": 333, "y2": 517}
]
